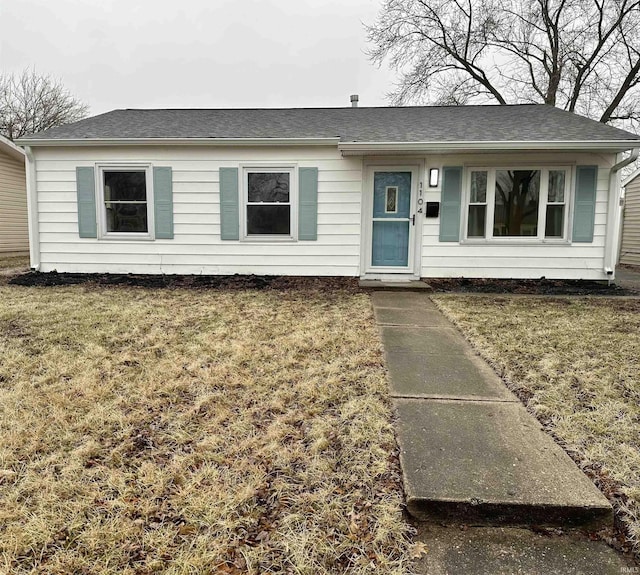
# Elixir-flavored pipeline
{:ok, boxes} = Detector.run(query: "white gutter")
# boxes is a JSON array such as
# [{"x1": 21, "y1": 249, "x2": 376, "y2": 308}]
[
  {"x1": 339, "y1": 140, "x2": 640, "y2": 154},
  {"x1": 15, "y1": 137, "x2": 342, "y2": 147},
  {"x1": 604, "y1": 147, "x2": 639, "y2": 277},
  {"x1": 24, "y1": 146, "x2": 40, "y2": 271}
]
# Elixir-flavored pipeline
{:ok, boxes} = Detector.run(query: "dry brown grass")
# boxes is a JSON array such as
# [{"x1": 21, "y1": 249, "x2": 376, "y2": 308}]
[
  {"x1": 433, "y1": 295, "x2": 640, "y2": 551},
  {"x1": 0, "y1": 255, "x2": 29, "y2": 273},
  {"x1": 0, "y1": 283, "x2": 412, "y2": 574}
]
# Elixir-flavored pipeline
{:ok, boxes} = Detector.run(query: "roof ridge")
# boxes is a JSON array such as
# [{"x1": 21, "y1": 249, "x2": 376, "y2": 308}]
[{"x1": 118, "y1": 103, "x2": 543, "y2": 112}]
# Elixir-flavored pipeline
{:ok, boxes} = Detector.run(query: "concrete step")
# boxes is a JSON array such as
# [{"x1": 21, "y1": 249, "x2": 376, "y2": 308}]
[
  {"x1": 359, "y1": 279, "x2": 433, "y2": 291},
  {"x1": 394, "y1": 398, "x2": 613, "y2": 529}
]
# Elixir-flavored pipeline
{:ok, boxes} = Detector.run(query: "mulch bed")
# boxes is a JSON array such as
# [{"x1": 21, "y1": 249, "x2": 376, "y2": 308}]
[
  {"x1": 9, "y1": 272, "x2": 362, "y2": 292},
  {"x1": 8, "y1": 272, "x2": 639, "y2": 296},
  {"x1": 427, "y1": 278, "x2": 637, "y2": 296}
]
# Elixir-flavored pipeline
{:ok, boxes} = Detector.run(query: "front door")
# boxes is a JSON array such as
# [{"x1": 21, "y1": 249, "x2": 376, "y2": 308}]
[{"x1": 371, "y1": 171, "x2": 413, "y2": 268}]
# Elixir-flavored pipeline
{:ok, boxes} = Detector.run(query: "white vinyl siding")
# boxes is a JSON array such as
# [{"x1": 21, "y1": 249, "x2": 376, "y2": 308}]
[
  {"x1": 0, "y1": 150, "x2": 28, "y2": 254},
  {"x1": 32, "y1": 146, "x2": 617, "y2": 280},
  {"x1": 34, "y1": 146, "x2": 362, "y2": 275},
  {"x1": 621, "y1": 176, "x2": 640, "y2": 266},
  {"x1": 422, "y1": 152, "x2": 614, "y2": 280}
]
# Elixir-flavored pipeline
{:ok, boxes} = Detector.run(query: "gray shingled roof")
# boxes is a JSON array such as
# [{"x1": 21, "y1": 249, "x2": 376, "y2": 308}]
[{"x1": 19, "y1": 104, "x2": 640, "y2": 143}]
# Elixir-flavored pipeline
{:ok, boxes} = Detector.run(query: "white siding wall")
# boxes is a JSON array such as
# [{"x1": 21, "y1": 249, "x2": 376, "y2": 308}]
[
  {"x1": 621, "y1": 177, "x2": 640, "y2": 266},
  {"x1": 33, "y1": 146, "x2": 616, "y2": 279},
  {"x1": 34, "y1": 146, "x2": 364, "y2": 275},
  {"x1": 0, "y1": 150, "x2": 28, "y2": 254},
  {"x1": 421, "y1": 152, "x2": 614, "y2": 280}
]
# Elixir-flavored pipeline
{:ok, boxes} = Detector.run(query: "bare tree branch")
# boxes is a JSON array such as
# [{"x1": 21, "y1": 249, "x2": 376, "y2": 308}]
[
  {"x1": 366, "y1": 0, "x2": 640, "y2": 128},
  {"x1": 0, "y1": 69, "x2": 89, "y2": 140}
]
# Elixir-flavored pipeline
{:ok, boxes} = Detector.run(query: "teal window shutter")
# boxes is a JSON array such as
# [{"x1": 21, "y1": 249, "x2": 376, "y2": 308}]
[
  {"x1": 154, "y1": 167, "x2": 174, "y2": 239},
  {"x1": 219, "y1": 168, "x2": 239, "y2": 240},
  {"x1": 298, "y1": 167, "x2": 318, "y2": 240},
  {"x1": 439, "y1": 166, "x2": 463, "y2": 242},
  {"x1": 572, "y1": 165, "x2": 598, "y2": 243},
  {"x1": 76, "y1": 167, "x2": 97, "y2": 238}
]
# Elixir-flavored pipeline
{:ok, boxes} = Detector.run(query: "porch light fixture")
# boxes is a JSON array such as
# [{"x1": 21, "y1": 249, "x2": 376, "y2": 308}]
[{"x1": 429, "y1": 168, "x2": 440, "y2": 187}]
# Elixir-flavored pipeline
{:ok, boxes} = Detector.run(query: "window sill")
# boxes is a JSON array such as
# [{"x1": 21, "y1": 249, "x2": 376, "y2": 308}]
[
  {"x1": 460, "y1": 238, "x2": 571, "y2": 246},
  {"x1": 241, "y1": 236, "x2": 298, "y2": 243},
  {"x1": 99, "y1": 233, "x2": 155, "y2": 241}
]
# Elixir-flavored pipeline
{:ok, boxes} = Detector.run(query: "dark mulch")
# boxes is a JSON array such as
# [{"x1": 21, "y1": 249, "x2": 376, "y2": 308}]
[
  {"x1": 9, "y1": 272, "x2": 362, "y2": 293},
  {"x1": 8, "y1": 272, "x2": 640, "y2": 296},
  {"x1": 427, "y1": 278, "x2": 638, "y2": 296}
]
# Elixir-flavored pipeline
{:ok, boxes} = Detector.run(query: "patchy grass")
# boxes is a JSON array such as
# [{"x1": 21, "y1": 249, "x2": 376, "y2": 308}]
[
  {"x1": 0, "y1": 255, "x2": 29, "y2": 272},
  {"x1": 0, "y1": 284, "x2": 412, "y2": 574},
  {"x1": 432, "y1": 295, "x2": 640, "y2": 552}
]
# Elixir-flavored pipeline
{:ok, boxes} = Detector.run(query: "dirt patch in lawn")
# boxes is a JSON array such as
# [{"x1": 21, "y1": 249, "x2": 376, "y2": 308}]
[
  {"x1": 0, "y1": 283, "x2": 411, "y2": 574},
  {"x1": 432, "y1": 295, "x2": 640, "y2": 555}
]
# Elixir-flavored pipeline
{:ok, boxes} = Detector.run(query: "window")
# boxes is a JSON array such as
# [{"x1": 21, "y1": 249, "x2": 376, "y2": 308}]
[
  {"x1": 464, "y1": 167, "x2": 570, "y2": 241},
  {"x1": 545, "y1": 170, "x2": 566, "y2": 237},
  {"x1": 468, "y1": 171, "x2": 488, "y2": 238},
  {"x1": 494, "y1": 170, "x2": 540, "y2": 237},
  {"x1": 99, "y1": 166, "x2": 153, "y2": 237},
  {"x1": 244, "y1": 168, "x2": 295, "y2": 238},
  {"x1": 385, "y1": 186, "x2": 398, "y2": 213}
]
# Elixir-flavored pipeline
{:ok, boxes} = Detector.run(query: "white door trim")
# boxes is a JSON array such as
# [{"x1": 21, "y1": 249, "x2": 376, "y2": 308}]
[{"x1": 361, "y1": 163, "x2": 422, "y2": 277}]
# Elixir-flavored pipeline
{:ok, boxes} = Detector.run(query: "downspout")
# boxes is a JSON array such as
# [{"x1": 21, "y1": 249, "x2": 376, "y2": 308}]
[
  {"x1": 604, "y1": 148, "x2": 639, "y2": 276},
  {"x1": 24, "y1": 146, "x2": 41, "y2": 271}
]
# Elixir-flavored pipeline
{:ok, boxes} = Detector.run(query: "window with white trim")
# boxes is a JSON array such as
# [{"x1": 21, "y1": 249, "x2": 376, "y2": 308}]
[
  {"x1": 243, "y1": 167, "x2": 295, "y2": 239},
  {"x1": 98, "y1": 166, "x2": 153, "y2": 238},
  {"x1": 464, "y1": 167, "x2": 571, "y2": 241}
]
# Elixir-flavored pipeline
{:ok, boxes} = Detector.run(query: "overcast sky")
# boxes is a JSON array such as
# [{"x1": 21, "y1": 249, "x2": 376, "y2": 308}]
[{"x1": 0, "y1": 0, "x2": 396, "y2": 117}]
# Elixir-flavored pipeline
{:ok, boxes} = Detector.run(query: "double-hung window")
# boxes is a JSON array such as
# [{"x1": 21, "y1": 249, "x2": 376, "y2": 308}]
[
  {"x1": 465, "y1": 167, "x2": 571, "y2": 241},
  {"x1": 243, "y1": 167, "x2": 295, "y2": 239},
  {"x1": 98, "y1": 166, "x2": 153, "y2": 238}
]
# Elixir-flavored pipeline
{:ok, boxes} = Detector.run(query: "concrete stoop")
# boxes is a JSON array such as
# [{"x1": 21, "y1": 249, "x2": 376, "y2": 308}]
[
  {"x1": 359, "y1": 278, "x2": 433, "y2": 291},
  {"x1": 371, "y1": 291, "x2": 614, "y2": 530}
]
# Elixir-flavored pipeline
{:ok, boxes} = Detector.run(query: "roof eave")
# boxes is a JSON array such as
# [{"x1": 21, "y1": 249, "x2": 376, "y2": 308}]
[
  {"x1": 14, "y1": 137, "x2": 342, "y2": 147},
  {"x1": 0, "y1": 136, "x2": 26, "y2": 161},
  {"x1": 338, "y1": 140, "x2": 640, "y2": 155}
]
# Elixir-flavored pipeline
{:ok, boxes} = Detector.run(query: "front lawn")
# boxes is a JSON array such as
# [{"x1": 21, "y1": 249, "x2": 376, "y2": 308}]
[
  {"x1": 0, "y1": 283, "x2": 411, "y2": 574},
  {"x1": 433, "y1": 295, "x2": 640, "y2": 552}
]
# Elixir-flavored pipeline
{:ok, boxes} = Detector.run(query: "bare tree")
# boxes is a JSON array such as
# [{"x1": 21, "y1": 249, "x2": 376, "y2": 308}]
[
  {"x1": 0, "y1": 69, "x2": 89, "y2": 140},
  {"x1": 366, "y1": 0, "x2": 640, "y2": 125}
]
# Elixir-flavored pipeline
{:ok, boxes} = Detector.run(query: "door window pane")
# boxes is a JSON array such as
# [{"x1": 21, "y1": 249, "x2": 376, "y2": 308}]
[
  {"x1": 385, "y1": 186, "x2": 398, "y2": 213},
  {"x1": 494, "y1": 170, "x2": 540, "y2": 236}
]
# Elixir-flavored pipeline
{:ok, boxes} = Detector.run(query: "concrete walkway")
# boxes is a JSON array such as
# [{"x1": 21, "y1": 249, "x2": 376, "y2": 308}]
[{"x1": 371, "y1": 291, "x2": 612, "y2": 528}]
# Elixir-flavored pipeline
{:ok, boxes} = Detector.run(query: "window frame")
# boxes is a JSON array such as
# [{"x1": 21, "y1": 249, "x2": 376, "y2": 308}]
[
  {"x1": 462, "y1": 165, "x2": 573, "y2": 243},
  {"x1": 96, "y1": 164, "x2": 155, "y2": 240},
  {"x1": 241, "y1": 165, "x2": 298, "y2": 242}
]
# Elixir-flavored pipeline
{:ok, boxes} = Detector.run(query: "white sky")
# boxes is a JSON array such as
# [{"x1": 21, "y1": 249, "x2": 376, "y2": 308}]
[{"x1": 0, "y1": 0, "x2": 396, "y2": 116}]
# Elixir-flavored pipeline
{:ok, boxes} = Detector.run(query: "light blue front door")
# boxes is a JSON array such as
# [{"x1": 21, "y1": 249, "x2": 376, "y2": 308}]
[{"x1": 371, "y1": 171, "x2": 412, "y2": 267}]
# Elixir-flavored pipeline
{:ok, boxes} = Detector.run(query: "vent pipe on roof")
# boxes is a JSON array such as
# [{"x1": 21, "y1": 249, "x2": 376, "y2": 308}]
[{"x1": 350, "y1": 94, "x2": 359, "y2": 108}]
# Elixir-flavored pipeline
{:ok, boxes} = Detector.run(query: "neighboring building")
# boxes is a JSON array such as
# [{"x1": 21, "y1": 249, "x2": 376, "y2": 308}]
[
  {"x1": 16, "y1": 104, "x2": 640, "y2": 280},
  {"x1": 0, "y1": 135, "x2": 28, "y2": 255},
  {"x1": 621, "y1": 169, "x2": 640, "y2": 267}
]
